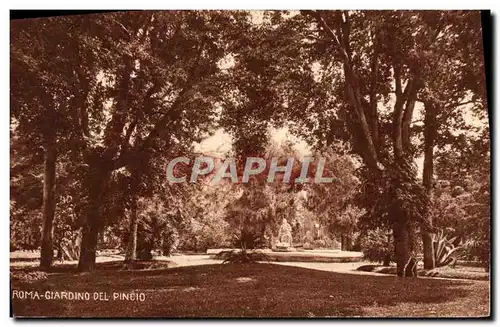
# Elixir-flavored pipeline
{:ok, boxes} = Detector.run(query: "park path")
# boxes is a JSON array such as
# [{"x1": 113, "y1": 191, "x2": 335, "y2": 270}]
[
  {"x1": 164, "y1": 255, "x2": 489, "y2": 281},
  {"x1": 157, "y1": 254, "x2": 223, "y2": 267},
  {"x1": 164, "y1": 254, "x2": 382, "y2": 276}
]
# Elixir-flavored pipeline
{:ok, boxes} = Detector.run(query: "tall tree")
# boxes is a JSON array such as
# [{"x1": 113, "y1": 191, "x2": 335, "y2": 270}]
[
  {"x1": 416, "y1": 11, "x2": 486, "y2": 269},
  {"x1": 11, "y1": 16, "x2": 91, "y2": 269},
  {"x1": 257, "y1": 10, "x2": 485, "y2": 276},
  {"x1": 296, "y1": 10, "x2": 434, "y2": 276}
]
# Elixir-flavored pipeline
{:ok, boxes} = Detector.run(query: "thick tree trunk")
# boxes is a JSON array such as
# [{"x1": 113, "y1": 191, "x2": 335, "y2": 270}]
[
  {"x1": 422, "y1": 100, "x2": 438, "y2": 270},
  {"x1": 422, "y1": 233, "x2": 434, "y2": 269},
  {"x1": 77, "y1": 216, "x2": 99, "y2": 271},
  {"x1": 40, "y1": 143, "x2": 57, "y2": 271},
  {"x1": 77, "y1": 162, "x2": 110, "y2": 272},
  {"x1": 390, "y1": 156, "x2": 418, "y2": 278},
  {"x1": 393, "y1": 218, "x2": 415, "y2": 277}
]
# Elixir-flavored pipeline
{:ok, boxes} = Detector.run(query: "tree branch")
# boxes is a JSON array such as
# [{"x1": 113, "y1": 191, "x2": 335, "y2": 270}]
[
  {"x1": 393, "y1": 78, "x2": 414, "y2": 158},
  {"x1": 119, "y1": 82, "x2": 162, "y2": 155},
  {"x1": 74, "y1": 66, "x2": 91, "y2": 138},
  {"x1": 112, "y1": 40, "x2": 207, "y2": 170},
  {"x1": 312, "y1": 10, "x2": 379, "y2": 169},
  {"x1": 394, "y1": 64, "x2": 402, "y2": 98},
  {"x1": 402, "y1": 81, "x2": 419, "y2": 151},
  {"x1": 369, "y1": 31, "x2": 380, "y2": 151}
]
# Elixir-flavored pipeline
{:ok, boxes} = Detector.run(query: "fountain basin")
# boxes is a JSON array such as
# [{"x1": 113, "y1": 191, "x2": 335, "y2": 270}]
[{"x1": 207, "y1": 248, "x2": 364, "y2": 263}]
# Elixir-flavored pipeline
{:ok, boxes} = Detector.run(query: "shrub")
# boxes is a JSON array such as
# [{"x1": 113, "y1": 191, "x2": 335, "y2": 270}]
[
  {"x1": 464, "y1": 238, "x2": 489, "y2": 271},
  {"x1": 231, "y1": 230, "x2": 266, "y2": 250},
  {"x1": 216, "y1": 230, "x2": 270, "y2": 264},
  {"x1": 359, "y1": 228, "x2": 393, "y2": 266}
]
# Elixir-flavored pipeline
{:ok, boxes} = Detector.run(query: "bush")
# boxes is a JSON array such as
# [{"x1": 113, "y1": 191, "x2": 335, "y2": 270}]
[
  {"x1": 231, "y1": 230, "x2": 266, "y2": 250},
  {"x1": 359, "y1": 228, "x2": 393, "y2": 266},
  {"x1": 463, "y1": 238, "x2": 489, "y2": 271}
]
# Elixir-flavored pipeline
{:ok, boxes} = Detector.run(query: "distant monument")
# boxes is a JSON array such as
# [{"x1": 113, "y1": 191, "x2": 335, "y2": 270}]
[{"x1": 275, "y1": 218, "x2": 293, "y2": 251}]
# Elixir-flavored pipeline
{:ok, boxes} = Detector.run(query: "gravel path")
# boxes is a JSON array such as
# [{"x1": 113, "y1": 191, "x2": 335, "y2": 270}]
[{"x1": 163, "y1": 254, "x2": 379, "y2": 276}]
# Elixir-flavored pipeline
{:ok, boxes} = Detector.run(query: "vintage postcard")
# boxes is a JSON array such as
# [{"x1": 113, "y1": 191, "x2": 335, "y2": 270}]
[{"x1": 10, "y1": 10, "x2": 490, "y2": 318}]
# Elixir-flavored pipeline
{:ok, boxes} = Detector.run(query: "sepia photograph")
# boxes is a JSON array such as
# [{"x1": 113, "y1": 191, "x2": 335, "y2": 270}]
[{"x1": 9, "y1": 9, "x2": 490, "y2": 318}]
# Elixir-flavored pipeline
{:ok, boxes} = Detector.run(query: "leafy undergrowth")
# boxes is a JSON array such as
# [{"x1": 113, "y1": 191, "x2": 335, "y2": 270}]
[
  {"x1": 357, "y1": 264, "x2": 489, "y2": 281},
  {"x1": 11, "y1": 263, "x2": 489, "y2": 318}
]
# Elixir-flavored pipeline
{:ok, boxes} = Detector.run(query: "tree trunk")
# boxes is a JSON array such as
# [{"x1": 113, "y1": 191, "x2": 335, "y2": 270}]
[
  {"x1": 390, "y1": 157, "x2": 418, "y2": 278},
  {"x1": 77, "y1": 162, "x2": 110, "y2": 272},
  {"x1": 422, "y1": 233, "x2": 434, "y2": 270},
  {"x1": 422, "y1": 100, "x2": 438, "y2": 270},
  {"x1": 383, "y1": 232, "x2": 392, "y2": 266},
  {"x1": 124, "y1": 200, "x2": 138, "y2": 264},
  {"x1": 77, "y1": 220, "x2": 99, "y2": 271},
  {"x1": 383, "y1": 254, "x2": 391, "y2": 267},
  {"x1": 40, "y1": 143, "x2": 57, "y2": 271},
  {"x1": 393, "y1": 218, "x2": 415, "y2": 277},
  {"x1": 124, "y1": 165, "x2": 143, "y2": 265},
  {"x1": 344, "y1": 233, "x2": 352, "y2": 251}
]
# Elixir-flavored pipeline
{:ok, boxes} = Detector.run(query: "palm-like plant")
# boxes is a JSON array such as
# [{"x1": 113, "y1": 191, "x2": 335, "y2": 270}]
[
  {"x1": 433, "y1": 230, "x2": 463, "y2": 267},
  {"x1": 217, "y1": 230, "x2": 270, "y2": 264}
]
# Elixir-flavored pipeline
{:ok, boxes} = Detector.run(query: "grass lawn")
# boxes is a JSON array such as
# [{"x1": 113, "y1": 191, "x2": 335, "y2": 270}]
[{"x1": 10, "y1": 263, "x2": 489, "y2": 318}]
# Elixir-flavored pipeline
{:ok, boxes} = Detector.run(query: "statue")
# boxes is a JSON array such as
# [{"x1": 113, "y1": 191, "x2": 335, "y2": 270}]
[{"x1": 276, "y1": 218, "x2": 293, "y2": 248}]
